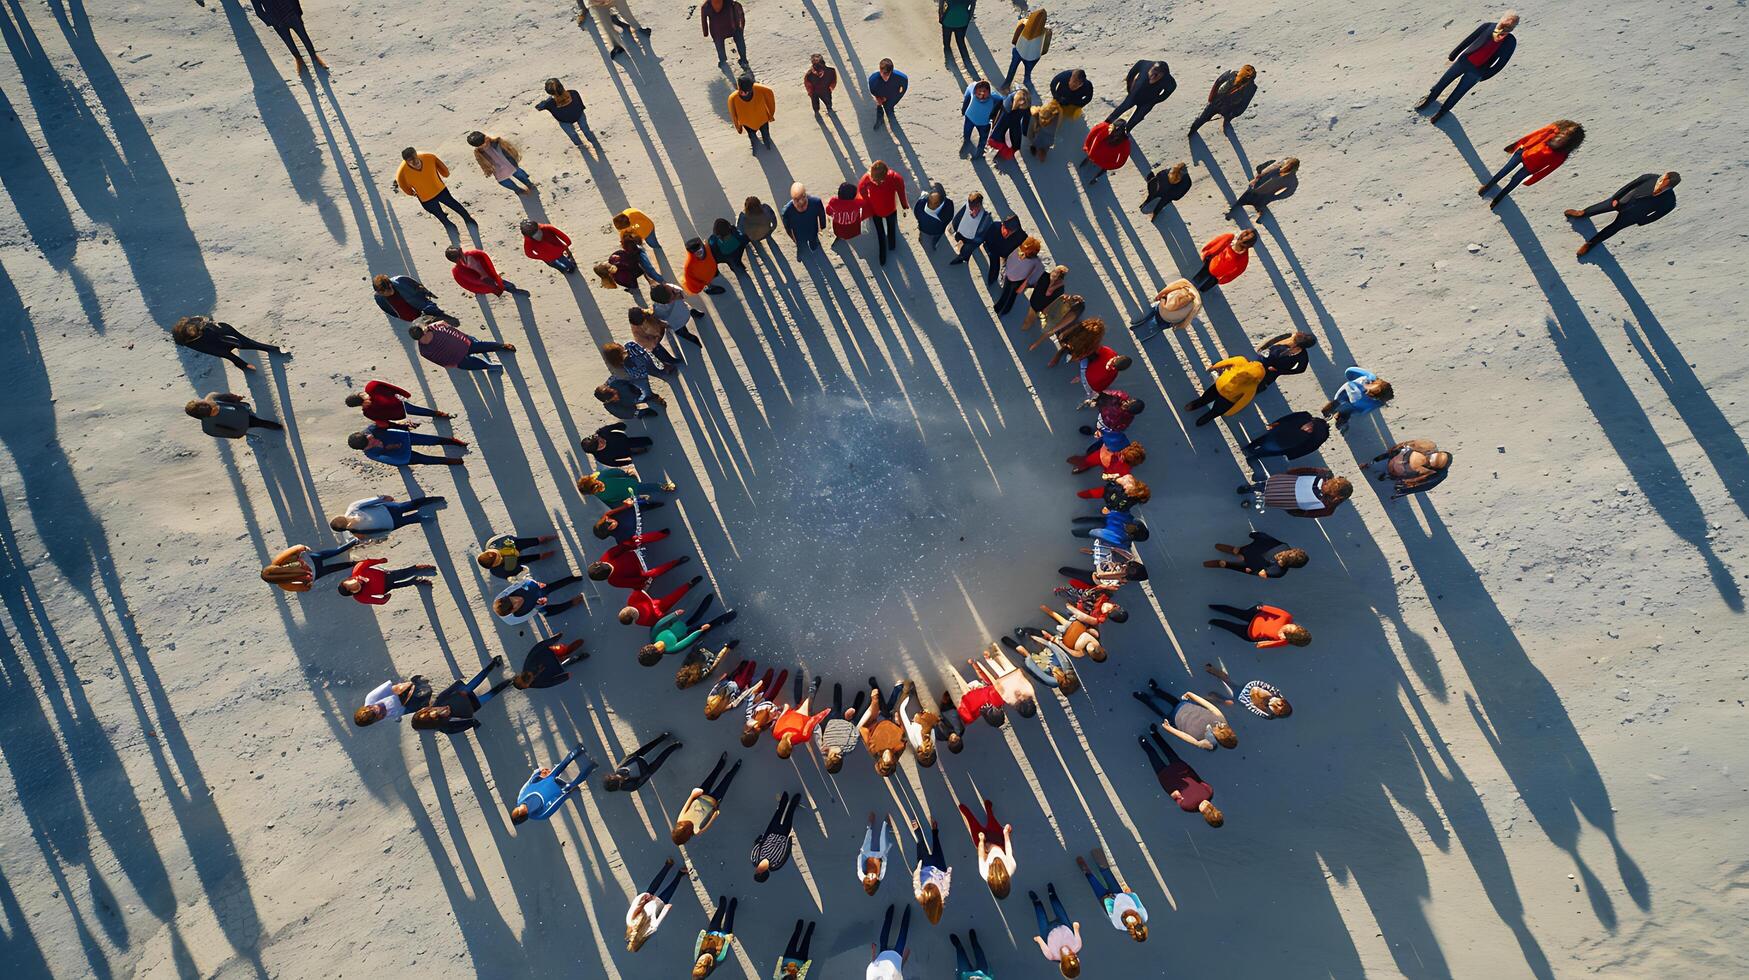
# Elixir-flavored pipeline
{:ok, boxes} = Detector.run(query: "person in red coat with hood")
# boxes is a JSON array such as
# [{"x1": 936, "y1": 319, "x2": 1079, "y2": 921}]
[
  {"x1": 856, "y1": 160, "x2": 909, "y2": 265},
  {"x1": 1076, "y1": 120, "x2": 1132, "y2": 186},
  {"x1": 447, "y1": 246, "x2": 527, "y2": 297}
]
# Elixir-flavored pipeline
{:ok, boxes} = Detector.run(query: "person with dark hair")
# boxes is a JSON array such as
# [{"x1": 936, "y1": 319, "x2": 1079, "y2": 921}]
[
  {"x1": 588, "y1": 528, "x2": 685, "y2": 588},
  {"x1": 1138, "y1": 729, "x2": 1221, "y2": 826},
  {"x1": 1070, "y1": 511, "x2": 1148, "y2": 548},
  {"x1": 1106, "y1": 59, "x2": 1175, "y2": 127},
  {"x1": 650, "y1": 283, "x2": 708, "y2": 347},
  {"x1": 1244, "y1": 410, "x2": 1330, "y2": 461},
  {"x1": 395, "y1": 147, "x2": 473, "y2": 230},
  {"x1": 708, "y1": 219, "x2": 749, "y2": 275},
  {"x1": 1029, "y1": 884, "x2": 1083, "y2": 976},
  {"x1": 332, "y1": 494, "x2": 445, "y2": 541},
  {"x1": 951, "y1": 930, "x2": 994, "y2": 979},
  {"x1": 409, "y1": 658, "x2": 514, "y2": 734},
  {"x1": 251, "y1": 0, "x2": 326, "y2": 75},
  {"x1": 913, "y1": 183, "x2": 955, "y2": 252},
  {"x1": 673, "y1": 753, "x2": 741, "y2": 844},
  {"x1": 172, "y1": 316, "x2": 288, "y2": 370},
  {"x1": 701, "y1": 0, "x2": 748, "y2": 68},
  {"x1": 448, "y1": 245, "x2": 527, "y2": 297},
  {"x1": 594, "y1": 497, "x2": 663, "y2": 542},
  {"x1": 773, "y1": 919, "x2": 816, "y2": 977},
  {"x1": 1239, "y1": 467, "x2": 1353, "y2": 518},
  {"x1": 371, "y1": 275, "x2": 450, "y2": 322},
  {"x1": 982, "y1": 215, "x2": 1027, "y2": 286},
  {"x1": 691, "y1": 897, "x2": 738, "y2": 977},
  {"x1": 1003, "y1": 9, "x2": 1052, "y2": 93},
  {"x1": 1182, "y1": 354, "x2": 1267, "y2": 427},
  {"x1": 602, "y1": 731, "x2": 683, "y2": 792},
  {"x1": 961, "y1": 80, "x2": 1000, "y2": 158},
  {"x1": 493, "y1": 574, "x2": 586, "y2": 623},
  {"x1": 522, "y1": 220, "x2": 578, "y2": 274},
  {"x1": 348, "y1": 424, "x2": 469, "y2": 467},
  {"x1": 346, "y1": 380, "x2": 452, "y2": 428},
  {"x1": 1049, "y1": 68, "x2": 1093, "y2": 119},
  {"x1": 1191, "y1": 230, "x2": 1255, "y2": 292},
  {"x1": 408, "y1": 316, "x2": 513, "y2": 372},
  {"x1": 869, "y1": 903, "x2": 914, "y2": 978},
  {"x1": 578, "y1": 0, "x2": 648, "y2": 58},
  {"x1": 535, "y1": 78, "x2": 595, "y2": 147},
  {"x1": 948, "y1": 192, "x2": 994, "y2": 266},
  {"x1": 620, "y1": 576, "x2": 704, "y2": 627},
  {"x1": 728, "y1": 75, "x2": 776, "y2": 153},
  {"x1": 1207, "y1": 602, "x2": 1311, "y2": 648},
  {"x1": 819, "y1": 683, "x2": 867, "y2": 772},
  {"x1": 954, "y1": 664, "x2": 1008, "y2": 727},
  {"x1": 1566, "y1": 172, "x2": 1679, "y2": 257},
  {"x1": 1321, "y1": 366, "x2": 1393, "y2": 428},
  {"x1": 938, "y1": 0, "x2": 975, "y2": 65},
  {"x1": 804, "y1": 54, "x2": 839, "y2": 115},
  {"x1": 641, "y1": 604, "x2": 736, "y2": 665},
  {"x1": 514, "y1": 633, "x2": 588, "y2": 690},
  {"x1": 1480, "y1": 120, "x2": 1584, "y2": 209},
  {"x1": 510, "y1": 740, "x2": 597, "y2": 824},
  {"x1": 868, "y1": 59, "x2": 909, "y2": 129},
  {"x1": 1415, "y1": 11, "x2": 1519, "y2": 123},
  {"x1": 1203, "y1": 531, "x2": 1307, "y2": 578},
  {"x1": 353, "y1": 673, "x2": 432, "y2": 727},
  {"x1": 1139, "y1": 162, "x2": 1192, "y2": 216},
  {"x1": 185, "y1": 392, "x2": 281, "y2": 439},
  {"x1": 681, "y1": 238, "x2": 728, "y2": 297},
  {"x1": 750, "y1": 791, "x2": 804, "y2": 881},
  {"x1": 577, "y1": 466, "x2": 676, "y2": 506},
  {"x1": 738, "y1": 196, "x2": 780, "y2": 249},
  {"x1": 1189, "y1": 64, "x2": 1257, "y2": 137},
  {"x1": 1228, "y1": 157, "x2": 1299, "y2": 220},
  {"x1": 1076, "y1": 119, "x2": 1132, "y2": 186},
  {"x1": 467, "y1": 131, "x2": 534, "y2": 195},
  {"x1": 476, "y1": 531, "x2": 558, "y2": 579},
  {"x1": 596, "y1": 377, "x2": 661, "y2": 419},
  {"x1": 1255, "y1": 331, "x2": 1317, "y2": 388},
  {"x1": 582, "y1": 422, "x2": 654, "y2": 467},
  {"x1": 859, "y1": 161, "x2": 910, "y2": 265},
  {"x1": 1366, "y1": 438, "x2": 1454, "y2": 499}
]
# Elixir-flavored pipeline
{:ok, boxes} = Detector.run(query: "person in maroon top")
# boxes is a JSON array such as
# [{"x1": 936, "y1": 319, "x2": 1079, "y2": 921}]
[
  {"x1": 338, "y1": 558, "x2": 435, "y2": 605},
  {"x1": 1139, "y1": 729, "x2": 1221, "y2": 826},
  {"x1": 345, "y1": 380, "x2": 453, "y2": 429},
  {"x1": 804, "y1": 54, "x2": 838, "y2": 115},
  {"x1": 1079, "y1": 389, "x2": 1144, "y2": 453},
  {"x1": 447, "y1": 246, "x2": 527, "y2": 297},
  {"x1": 586, "y1": 530, "x2": 691, "y2": 588},
  {"x1": 701, "y1": 0, "x2": 748, "y2": 69},
  {"x1": 857, "y1": 161, "x2": 909, "y2": 265},
  {"x1": 618, "y1": 575, "x2": 705, "y2": 625},
  {"x1": 1077, "y1": 347, "x2": 1131, "y2": 400},
  {"x1": 372, "y1": 274, "x2": 450, "y2": 322},
  {"x1": 521, "y1": 220, "x2": 578, "y2": 274},
  {"x1": 1076, "y1": 119, "x2": 1133, "y2": 186}
]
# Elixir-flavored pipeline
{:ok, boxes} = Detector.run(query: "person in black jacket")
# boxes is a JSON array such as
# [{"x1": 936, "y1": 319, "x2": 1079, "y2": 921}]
[
  {"x1": 252, "y1": 0, "x2": 326, "y2": 75},
  {"x1": 912, "y1": 183, "x2": 956, "y2": 252},
  {"x1": 1049, "y1": 68, "x2": 1094, "y2": 119},
  {"x1": 1415, "y1": 12, "x2": 1518, "y2": 123},
  {"x1": 409, "y1": 658, "x2": 515, "y2": 735},
  {"x1": 1565, "y1": 172, "x2": 1679, "y2": 257},
  {"x1": 1243, "y1": 411, "x2": 1330, "y2": 462},
  {"x1": 1188, "y1": 65, "x2": 1256, "y2": 137},
  {"x1": 1106, "y1": 60, "x2": 1175, "y2": 127},
  {"x1": 582, "y1": 422, "x2": 655, "y2": 466},
  {"x1": 172, "y1": 316, "x2": 288, "y2": 370},
  {"x1": 1139, "y1": 163, "x2": 1192, "y2": 217}
]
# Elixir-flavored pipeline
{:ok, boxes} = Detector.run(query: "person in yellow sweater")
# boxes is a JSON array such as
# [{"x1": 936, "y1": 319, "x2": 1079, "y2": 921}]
[
  {"x1": 728, "y1": 75, "x2": 776, "y2": 154},
  {"x1": 1183, "y1": 355, "x2": 1266, "y2": 427},
  {"x1": 613, "y1": 208, "x2": 663, "y2": 251},
  {"x1": 395, "y1": 147, "x2": 474, "y2": 229}
]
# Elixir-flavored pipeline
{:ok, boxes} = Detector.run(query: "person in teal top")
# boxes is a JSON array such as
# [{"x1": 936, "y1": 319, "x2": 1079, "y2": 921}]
[
  {"x1": 509, "y1": 740, "x2": 596, "y2": 825},
  {"x1": 577, "y1": 466, "x2": 675, "y2": 506},
  {"x1": 939, "y1": 0, "x2": 975, "y2": 65},
  {"x1": 639, "y1": 600, "x2": 738, "y2": 665},
  {"x1": 951, "y1": 929, "x2": 993, "y2": 979},
  {"x1": 709, "y1": 218, "x2": 750, "y2": 275}
]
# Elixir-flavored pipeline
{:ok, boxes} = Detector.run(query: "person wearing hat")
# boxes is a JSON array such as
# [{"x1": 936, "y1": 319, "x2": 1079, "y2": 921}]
[{"x1": 727, "y1": 75, "x2": 776, "y2": 154}]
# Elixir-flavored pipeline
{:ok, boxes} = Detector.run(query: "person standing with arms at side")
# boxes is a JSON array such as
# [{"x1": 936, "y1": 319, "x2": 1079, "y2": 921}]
[
  {"x1": 858, "y1": 160, "x2": 909, "y2": 266},
  {"x1": 625, "y1": 859, "x2": 688, "y2": 952},
  {"x1": 805, "y1": 54, "x2": 839, "y2": 116},
  {"x1": 868, "y1": 904, "x2": 912, "y2": 980},
  {"x1": 868, "y1": 59, "x2": 909, "y2": 130},
  {"x1": 339, "y1": 558, "x2": 435, "y2": 604},
  {"x1": 1188, "y1": 64, "x2": 1256, "y2": 138},
  {"x1": 1106, "y1": 59, "x2": 1175, "y2": 128},
  {"x1": 185, "y1": 392, "x2": 281, "y2": 439},
  {"x1": 522, "y1": 220, "x2": 578, "y2": 274},
  {"x1": 468, "y1": 131, "x2": 535, "y2": 195},
  {"x1": 1244, "y1": 410, "x2": 1330, "y2": 461},
  {"x1": 332, "y1": 494, "x2": 445, "y2": 541},
  {"x1": 781, "y1": 183, "x2": 827, "y2": 258},
  {"x1": 172, "y1": 316, "x2": 288, "y2": 371},
  {"x1": 395, "y1": 147, "x2": 473, "y2": 230},
  {"x1": 1076, "y1": 119, "x2": 1132, "y2": 186},
  {"x1": 252, "y1": 0, "x2": 325, "y2": 76},
  {"x1": 1565, "y1": 172, "x2": 1678, "y2": 257},
  {"x1": 981, "y1": 214, "x2": 1026, "y2": 287},
  {"x1": 951, "y1": 930, "x2": 994, "y2": 980},
  {"x1": 372, "y1": 275, "x2": 451, "y2": 323},
  {"x1": 1137, "y1": 729, "x2": 1222, "y2": 826},
  {"x1": 939, "y1": 0, "x2": 975, "y2": 66},
  {"x1": 1077, "y1": 850, "x2": 1149, "y2": 940},
  {"x1": 773, "y1": 919, "x2": 815, "y2": 977},
  {"x1": 913, "y1": 183, "x2": 955, "y2": 252},
  {"x1": 578, "y1": 0, "x2": 649, "y2": 59},
  {"x1": 535, "y1": 78, "x2": 596, "y2": 148},
  {"x1": 409, "y1": 316, "x2": 514, "y2": 373},
  {"x1": 1029, "y1": 99, "x2": 1062, "y2": 161},
  {"x1": 728, "y1": 75, "x2": 776, "y2": 154},
  {"x1": 702, "y1": 0, "x2": 748, "y2": 70},
  {"x1": 738, "y1": 196, "x2": 780, "y2": 251},
  {"x1": 1029, "y1": 884, "x2": 1083, "y2": 977},
  {"x1": 1415, "y1": 11, "x2": 1518, "y2": 124},
  {"x1": 948, "y1": 191, "x2": 993, "y2": 266},
  {"x1": 993, "y1": 237, "x2": 1044, "y2": 316},
  {"x1": 447, "y1": 245, "x2": 528, "y2": 298},
  {"x1": 692, "y1": 896, "x2": 738, "y2": 978},
  {"x1": 961, "y1": 80, "x2": 1000, "y2": 158},
  {"x1": 1228, "y1": 157, "x2": 1299, "y2": 220},
  {"x1": 1191, "y1": 229, "x2": 1254, "y2": 292},
  {"x1": 1138, "y1": 162, "x2": 1191, "y2": 217},
  {"x1": 1002, "y1": 9, "x2": 1052, "y2": 94},
  {"x1": 1050, "y1": 68, "x2": 1093, "y2": 120},
  {"x1": 750, "y1": 790, "x2": 805, "y2": 882},
  {"x1": 708, "y1": 219, "x2": 749, "y2": 276}
]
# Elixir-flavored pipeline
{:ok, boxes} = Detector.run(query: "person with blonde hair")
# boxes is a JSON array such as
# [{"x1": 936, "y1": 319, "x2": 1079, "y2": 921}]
[
  {"x1": 989, "y1": 87, "x2": 1032, "y2": 162},
  {"x1": 1129, "y1": 276, "x2": 1200, "y2": 342},
  {"x1": 1045, "y1": 315, "x2": 1104, "y2": 368},
  {"x1": 1203, "y1": 531, "x2": 1307, "y2": 578},
  {"x1": 1029, "y1": 98, "x2": 1063, "y2": 160},
  {"x1": 173, "y1": 315, "x2": 288, "y2": 369},
  {"x1": 673, "y1": 753, "x2": 741, "y2": 844},
  {"x1": 1320, "y1": 366, "x2": 1393, "y2": 429},
  {"x1": 1078, "y1": 849, "x2": 1150, "y2": 939},
  {"x1": 1139, "y1": 729, "x2": 1223, "y2": 827},
  {"x1": 1415, "y1": 11, "x2": 1519, "y2": 123},
  {"x1": 1004, "y1": 633, "x2": 1081, "y2": 695},
  {"x1": 1135, "y1": 678, "x2": 1237, "y2": 751},
  {"x1": 857, "y1": 812, "x2": 893, "y2": 895},
  {"x1": 625, "y1": 859, "x2": 687, "y2": 952},
  {"x1": 994, "y1": 236, "x2": 1045, "y2": 316},
  {"x1": 1228, "y1": 156, "x2": 1298, "y2": 220},
  {"x1": 909, "y1": 817, "x2": 952, "y2": 924},
  {"x1": 261, "y1": 541, "x2": 359, "y2": 593},
  {"x1": 1189, "y1": 64, "x2": 1257, "y2": 137},
  {"x1": 1022, "y1": 264, "x2": 1069, "y2": 330},
  {"x1": 1003, "y1": 9, "x2": 1053, "y2": 92},
  {"x1": 1204, "y1": 662, "x2": 1292, "y2": 720},
  {"x1": 1029, "y1": 884, "x2": 1083, "y2": 976},
  {"x1": 1182, "y1": 353, "x2": 1267, "y2": 426},
  {"x1": 960, "y1": 798, "x2": 1016, "y2": 898},
  {"x1": 577, "y1": 465, "x2": 675, "y2": 506},
  {"x1": 691, "y1": 896, "x2": 737, "y2": 977},
  {"x1": 1139, "y1": 161, "x2": 1191, "y2": 217}
]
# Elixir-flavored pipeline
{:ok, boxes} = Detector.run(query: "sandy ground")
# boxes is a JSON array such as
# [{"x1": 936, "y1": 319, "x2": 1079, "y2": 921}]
[{"x1": 3, "y1": 0, "x2": 1748, "y2": 976}]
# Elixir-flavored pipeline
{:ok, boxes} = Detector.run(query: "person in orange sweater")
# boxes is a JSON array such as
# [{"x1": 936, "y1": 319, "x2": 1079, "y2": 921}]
[
  {"x1": 446, "y1": 246, "x2": 527, "y2": 297},
  {"x1": 1190, "y1": 229, "x2": 1255, "y2": 292},
  {"x1": 1479, "y1": 120, "x2": 1584, "y2": 209},
  {"x1": 772, "y1": 677, "x2": 830, "y2": 759},
  {"x1": 1182, "y1": 355, "x2": 1267, "y2": 426},
  {"x1": 857, "y1": 161, "x2": 909, "y2": 265},
  {"x1": 682, "y1": 238, "x2": 728, "y2": 295},
  {"x1": 1075, "y1": 119, "x2": 1132, "y2": 186},
  {"x1": 395, "y1": 147, "x2": 473, "y2": 230},
  {"x1": 520, "y1": 219, "x2": 577, "y2": 274},
  {"x1": 1207, "y1": 603, "x2": 1310, "y2": 648},
  {"x1": 728, "y1": 75, "x2": 776, "y2": 154}
]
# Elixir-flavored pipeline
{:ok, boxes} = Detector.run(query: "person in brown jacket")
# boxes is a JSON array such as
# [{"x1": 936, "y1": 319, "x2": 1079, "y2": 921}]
[
  {"x1": 701, "y1": 0, "x2": 747, "y2": 69},
  {"x1": 467, "y1": 131, "x2": 535, "y2": 195},
  {"x1": 857, "y1": 680, "x2": 908, "y2": 777},
  {"x1": 260, "y1": 541, "x2": 361, "y2": 592}
]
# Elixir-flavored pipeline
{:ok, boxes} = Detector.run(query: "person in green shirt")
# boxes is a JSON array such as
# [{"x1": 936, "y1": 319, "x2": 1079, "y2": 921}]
[
  {"x1": 577, "y1": 466, "x2": 676, "y2": 506},
  {"x1": 939, "y1": 0, "x2": 975, "y2": 66},
  {"x1": 640, "y1": 601, "x2": 738, "y2": 665}
]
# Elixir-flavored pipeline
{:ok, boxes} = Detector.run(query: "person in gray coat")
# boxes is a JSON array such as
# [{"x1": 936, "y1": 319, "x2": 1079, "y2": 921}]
[
  {"x1": 1228, "y1": 158, "x2": 1299, "y2": 220},
  {"x1": 186, "y1": 393, "x2": 282, "y2": 439},
  {"x1": 1415, "y1": 12, "x2": 1518, "y2": 123},
  {"x1": 1188, "y1": 65, "x2": 1256, "y2": 137},
  {"x1": 1565, "y1": 172, "x2": 1679, "y2": 258}
]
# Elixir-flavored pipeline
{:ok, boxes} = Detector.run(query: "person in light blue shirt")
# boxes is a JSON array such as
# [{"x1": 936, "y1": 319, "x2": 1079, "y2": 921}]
[
  {"x1": 511, "y1": 741, "x2": 597, "y2": 824},
  {"x1": 961, "y1": 80, "x2": 999, "y2": 157},
  {"x1": 1320, "y1": 366, "x2": 1393, "y2": 429}
]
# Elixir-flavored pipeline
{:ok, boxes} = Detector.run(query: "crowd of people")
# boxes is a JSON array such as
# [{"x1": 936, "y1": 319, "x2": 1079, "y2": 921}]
[{"x1": 197, "y1": 3, "x2": 1683, "y2": 976}]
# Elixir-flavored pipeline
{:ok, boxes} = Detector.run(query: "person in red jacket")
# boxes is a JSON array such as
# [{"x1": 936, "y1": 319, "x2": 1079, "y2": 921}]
[
  {"x1": 344, "y1": 380, "x2": 454, "y2": 429},
  {"x1": 1076, "y1": 119, "x2": 1132, "y2": 186},
  {"x1": 338, "y1": 558, "x2": 434, "y2": 604},
  {"x1": 1480, "y1": 119, "x2": 1584, "y2": 209},
  {"x1": 520, "y1": 219, "x2": 577, "y2": 274},
  {"x1": 955, "y1": 667, "x2": 1007, "y2": 728},
  {"x1": 587, "y1": 530, "x2": 691, "y2": 588},
  {"x1": 681, "y1": 238, "x2": 727, "y2": 295},
  {"x1": 617, "y1": 575, "x2": 704, "y2": 626},
  {"x1": 1077, "y1": 347, "x2": 1131, "y2": 400},
  {"x1": 446, "y1": 246, "x2": 527, "y2": 297},
  {"x1": 1190, "y1": 230, "x2": 1255, "y2": 292},
  {"x1": 857, "y1": 160, "x2": 909, "y2": 266}
]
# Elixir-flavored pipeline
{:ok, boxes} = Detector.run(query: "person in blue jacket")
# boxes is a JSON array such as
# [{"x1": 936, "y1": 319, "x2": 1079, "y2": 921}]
[
  {"x1": 913, "y1": 183, "x2": 956, "y2": 252},
  {"x1": 961, "y1": 80, "x2": 1000, "y2": 157},
  {"x1": 510, "y1": 740, "x2": 598, "y2": 824},
  {"x1": 1415, "y1": 12, "x2": 1518, "y2": 123},
  {"x1": 868, "y1": 59, "x2": 909, "y2": 131},
  {"x1": 372, "y1": 274, "x2": 450, "y2": 322},
  {"x1": 348, "y1": 424, "x2": 469, "y2": 467},
  {"x1": 781, "y1": 183, "x2": 828, "y2": 258}
]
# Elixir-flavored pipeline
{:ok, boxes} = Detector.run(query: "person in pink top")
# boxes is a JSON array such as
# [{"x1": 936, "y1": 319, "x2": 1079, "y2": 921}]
[
  {"x1": 446, "y1": 246, "x2": 529, "y2": 297},
  {"x1": 856, "y1": 160, "x2": 909, "y2": 265}
]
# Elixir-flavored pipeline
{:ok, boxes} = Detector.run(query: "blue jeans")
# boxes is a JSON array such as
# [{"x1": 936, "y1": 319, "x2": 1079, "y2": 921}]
[
  {"x1": 497, "y1": 168, "x2": 534, "y2": 192},
  {"x1": 456, "y1": 339, "x2": 509, "y2": 371},
  {"x1": 1082, "y1": 865, "x2": 1119, "y2": 900},
  {"x1": 557, "y1": 118, "x2": 592, "y2": 146},
  {"x1": 1484, "y1": 148, "x2": 1529, "y2": 199},
  {"x1": 308, "y1": 539, "x2": 359, "y2": 578},
  {"x1": 1032, "y1": 886, "x2": 1070, "y2": 939},
  {"x1": 963, "y1": 118, "x2": 990, "y2": 154},
  {"x1": 1427, "y1": 61, "x2": 1482, "y2": 114},
  {"x1": 1003, "y1": 50, "x2": 1039, "y2": 90},
  {"x1": 1130, "y1": 306, "x2": 1169, "y2": 342}
]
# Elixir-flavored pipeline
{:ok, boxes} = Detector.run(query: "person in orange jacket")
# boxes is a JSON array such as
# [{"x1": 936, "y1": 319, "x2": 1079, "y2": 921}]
[
  {"x1": 1480, "y1": 120, "x2": 1584, "y2": 209},
  {"x1": 728, "y1": 75, "x2": 776, "y2": 154},
  {"x1": 682, "y1": 239, "x2": 728, "y2": 296},
  {"x1": 520, "y1": 220, "x2": 577, "y2": 274},
  {"x1": 1182, "y1": 355, "x2": 1267, "y2": 426},
  {"x1": 1075, "y1": 119, "x2": 1132, "y2": 186},
  {"x1": 772, "y1": 676, "x2": 830, "y2": 758},
  {"x1": 1207, "y1": 603, "x2": 1310, "y2": 648},
  {"x1": 1190, "y1": 230, "x2": 1255, "y2": 292},
  {"x1": 446, "y1": 246, "x2": 527, "y2": 297}
]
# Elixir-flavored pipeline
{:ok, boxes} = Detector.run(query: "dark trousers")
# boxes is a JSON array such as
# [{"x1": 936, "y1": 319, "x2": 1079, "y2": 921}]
[
  {"x1": 272, "y1": 20, "x2": 318, "y2": 60},
  {"x1": 382, "y1": 565, "x2": 427, "y2": 592},
  {"x1": 983, "y1": 247, "x2": 1014, "y2": 285},
  {"x1": 879, "y1": 903, "x2": 913, "y2": 954},
  {"x1": 953, "y1": 236, "x2": 980, "y2": 262},
  {"x1": 1191, "y1": 259, "x2": 1219, "y2": 293},
  {"x1": 764, "y1": 791, "x2": 803, "y2": 836},
  {"x1": 1031, "y1": 885, "x2": 1071, "y2": 939},
  {"x1": 712, "y1": 32, "x2": 747, "y2": 64},
  {"x1": 1427, "y1": 61, "x2": 1482, "y2": 115},
  {"x1": 384, "y1": 497, "x2": 441, "y2": 528},
  {"x1": 707, "y1": 896, "x2": 738, "y2": 932},
  {"x1": 533, "y1": 575, "x2": 584, "y2": 616},
  {"x1": 209, "y1": 325, "x2": 277, "y2": 369},
  {"x1": 1185, "y1": 385, "x2": 1235, "y2": 426},
  {"x1": 941, "y1": 25, "x2": 970, "y2": 62},
  {"x1": 696, "y1": 751, "x2": 742, "y2": 801},
  {"x1": 746, "y1": 124, "x2": 772, "y2": 151},
  {"x1": 308, "y1": 540, "x2": 359, "y2": 578},
  {"x1": 784, "y1": 920, "x2": 815, "y2": 961},
  {"x1": 809, "y1": 89, "x2": 833, "y2": 113},
  {"x1": 953, "y1": 932, "x2": 989, "y2": 975},
  {"x1": 993, "y1": 276, "x2": 1025, "y2": 314},
  {"x1": 419, "y1": 188, "x2": 473, "y2": 227},
  {"x1": 1188, "y1": 102, "x2": 1228, "y2": 134},
  {"x1": 871, "y1": 212, "x2": 897, "y2": 263},
  {"x1": 871, "y1": 101, "x2": 897, "y2": 128},
  {"x1": 1208, "y1": 603, "x2": 1260, "y2": 639},
  {"x1": 246, "y1": 414, "x2": 283, "y2": 431},
  {"x1": 1577, "y1": 200, "x2": 1635, "y2": 246},
  {"x1": 1139, "y1": 727, "x2": 1182, "y2": 778},
  {"x1": 645, "y1": 860, "x2": 685, "y2": 903},
  {"x1": 1106, "y1": 96, "x2": 1158, "y2": 127},
  {"x1": 1483, "y1": 149, "x2": 1529, "y2": 201}
]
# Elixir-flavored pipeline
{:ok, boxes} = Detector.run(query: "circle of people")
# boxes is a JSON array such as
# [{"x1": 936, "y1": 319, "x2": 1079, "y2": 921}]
[{"x1": 193, "y1": 4, "x2": 1682, "y2": 978}]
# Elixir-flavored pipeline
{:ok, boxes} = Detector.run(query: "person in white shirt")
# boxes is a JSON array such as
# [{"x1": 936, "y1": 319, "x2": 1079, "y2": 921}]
[
  {"x1": 973, "y1": 646, "x2": 1038, "y2": 718},
  {"x1": 960, "y1": 798, "x2": 1016, "y2": 898},
  {"x1": 858, "y1": 811, "x2": 892, "y2": 895},
  {"x1": 1077, "y1": 850, "x2": 1148, "y2": 942},
  {"x1": 328, "y1": 494, "x2": 444, "y2": 540},
  {"x1": 866, "y1": 903, "x2": 912, "y2": 979},
  {"x1": 626, "y1": 859, "x2": 688, "y2": 951},
  {"x1": 896, "y1": 682, "x2": 939, "y2": 767},
  {"x1": 909, "y1": 817, "x2": 951, "y2": 924}
]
